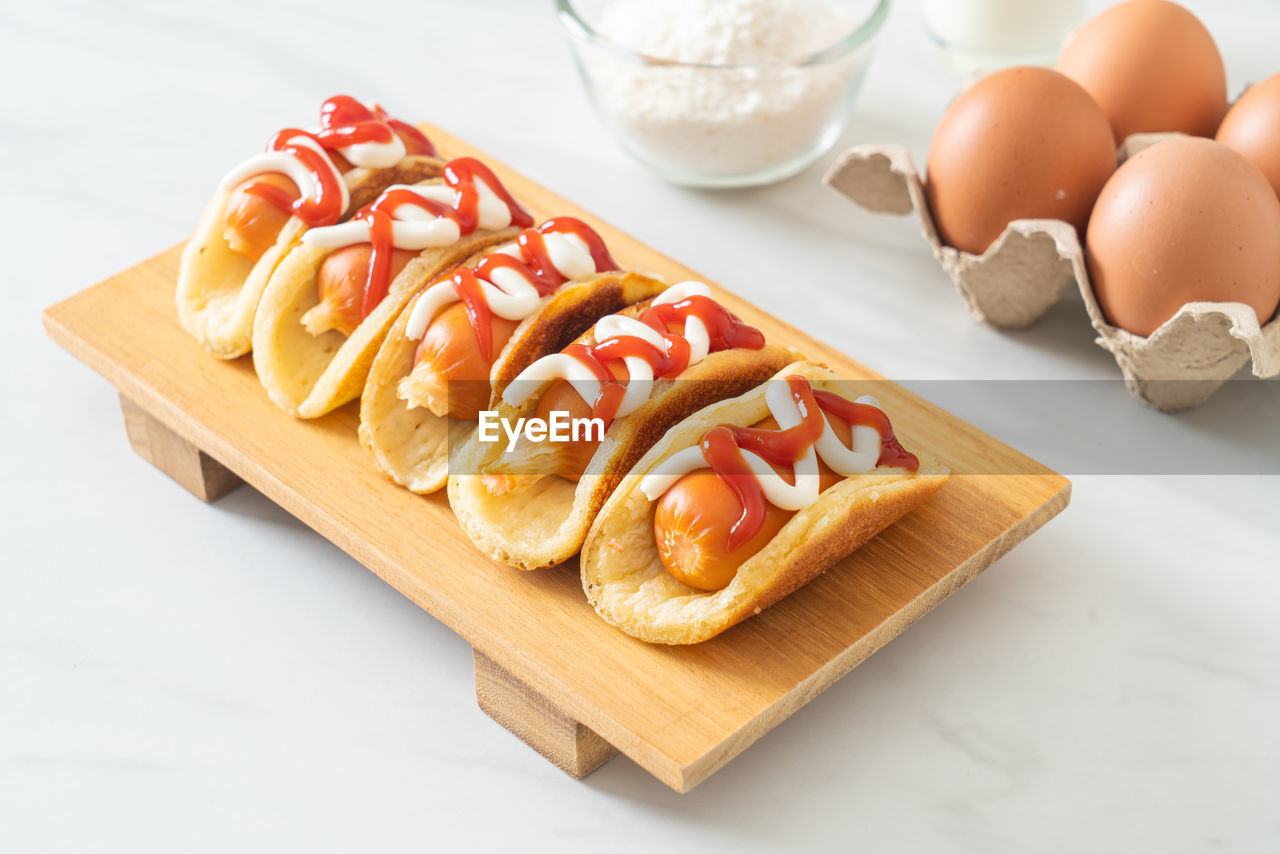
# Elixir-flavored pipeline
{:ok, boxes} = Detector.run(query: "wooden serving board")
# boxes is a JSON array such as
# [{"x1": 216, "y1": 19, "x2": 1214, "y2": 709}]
[{"x1": 43, "y1": 124, "x2": 1070, "y2": 793}]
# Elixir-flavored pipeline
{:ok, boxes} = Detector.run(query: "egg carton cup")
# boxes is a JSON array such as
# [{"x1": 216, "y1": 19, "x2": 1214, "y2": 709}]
[{"x1": 823, "y1": 141, "x2": 1280, "y2": 411}]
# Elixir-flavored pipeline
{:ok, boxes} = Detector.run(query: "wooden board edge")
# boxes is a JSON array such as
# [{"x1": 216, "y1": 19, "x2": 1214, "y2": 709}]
[
  {"x1": 675, "y1": 476, "x2": 1072, "y2": 792},
  {"x1": 44, "y1": 297, "x2": 252, "y2": 489},
  {"x1": 46, "y1": 291, "x2": 469, "y2": 637}
]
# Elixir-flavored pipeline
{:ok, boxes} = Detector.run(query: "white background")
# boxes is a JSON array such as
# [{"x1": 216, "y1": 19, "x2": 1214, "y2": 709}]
[{"x1": 3, "y1": 1, "x2": 1277, "y2": 851}]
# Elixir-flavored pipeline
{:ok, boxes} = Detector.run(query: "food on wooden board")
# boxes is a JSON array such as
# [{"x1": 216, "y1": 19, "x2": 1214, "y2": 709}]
[
  {"x1": 252, "y1": 157, "x2": 532, "y2": 418},
  {"x1": 172, "y1": 99, "x2": 954, "y2": 646},
  {"x1": 581, "y1": 362, "x2": 949, "y2": 644},
  {"x1": 360, "y1": 217, "x2": 668, "y2": 493},
  {"x1": 177, "y1": 95, "x2": 442, "y2": 358},
  {"x1": 448, "y1": 281, "x2": 798, "y2": 571}
]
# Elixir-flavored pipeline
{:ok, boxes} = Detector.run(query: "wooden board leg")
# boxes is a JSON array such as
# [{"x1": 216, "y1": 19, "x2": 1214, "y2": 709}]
[
  {"x1": 473, "y1": 649, "x2": 617, "y2": 778},
  {"x1": 119, "y1": 394, "x2": 242, "y2": 503}
]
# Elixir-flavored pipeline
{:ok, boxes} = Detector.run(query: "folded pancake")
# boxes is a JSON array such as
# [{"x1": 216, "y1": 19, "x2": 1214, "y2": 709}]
[
  {"x1": 177, "y1": 95, "x2": 441, "y2": 359},
  {"x1": 251, "y1": 158, "x2": 531, "y2": 418},
  {"x1": 447, "y1": 282, "x2": 798, "y2": 570},
  {"x1": 580, "y1": 362, "x2": 949, "y2": 644},
  {"x1": 359, "y1": 217, "x2": 666, "y2": 492}
]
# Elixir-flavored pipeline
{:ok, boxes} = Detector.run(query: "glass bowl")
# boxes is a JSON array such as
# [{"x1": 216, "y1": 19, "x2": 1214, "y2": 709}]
[{"x1": 554, "y1": 0, "x2": 891, "y2": 188}]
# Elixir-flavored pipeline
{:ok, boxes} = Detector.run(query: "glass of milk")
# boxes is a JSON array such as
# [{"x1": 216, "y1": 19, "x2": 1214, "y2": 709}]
[{"x1": 922, "y1": 0, "x2": 1086, "y2": 74}]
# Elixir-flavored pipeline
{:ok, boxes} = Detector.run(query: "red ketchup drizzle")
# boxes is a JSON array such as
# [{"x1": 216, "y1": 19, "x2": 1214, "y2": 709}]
[
  {"x1": 700, "y1": 376, "x2": 825, "y2": 552},
  {"x1": 812, "y1": 390, "x2": 920, "y2": 472},
  {"x1": 565, "y1": 295, "x2": 766, "y2": 425},
  {"x1": 244, "y1": 95, "x2": 437, "y2": 228},
  {"x1": 379, "y1": 114, "x2": 437, "y2": 158},
  {"x1": 350, "y1": 158, "x2": 534, "y2": 319},
  {"x1": 446, "y1": 217, "x2": 617, "y2": 361},
  {"x1": 700, "y1": 376, "x2": 921, "y2": 552}
]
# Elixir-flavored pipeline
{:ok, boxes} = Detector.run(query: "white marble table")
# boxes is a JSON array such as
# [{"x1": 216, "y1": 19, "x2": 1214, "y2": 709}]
[{"x1": 5, "y1": 1, "x2": 1277, "y2": 850}]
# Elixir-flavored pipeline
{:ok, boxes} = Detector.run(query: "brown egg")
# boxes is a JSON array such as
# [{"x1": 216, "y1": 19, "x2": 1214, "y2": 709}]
[
  {"x1": 1056, "y1": 0, "x2": 1227, "y2": 142},
  {"x1": 925, "y1": 66, "x2": 1116, "y2": 255},
  {"x1": 1216, "y1": 73, "x2": 1280, "y2": 200},
  {"x1": 1086, "y1": 137, "x2": 1280, "y2": 337}
]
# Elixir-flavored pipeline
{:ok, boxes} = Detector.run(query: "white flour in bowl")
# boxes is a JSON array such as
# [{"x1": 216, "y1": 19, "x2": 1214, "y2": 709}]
[{"x1": 586, "y1": 0, "x2": 863, "y2": 179}]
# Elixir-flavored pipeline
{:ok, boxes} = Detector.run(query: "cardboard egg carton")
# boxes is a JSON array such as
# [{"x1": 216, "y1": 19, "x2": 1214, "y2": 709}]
[{"x1": 823, "y1": 141, "x2": 1280, "y2": 411}]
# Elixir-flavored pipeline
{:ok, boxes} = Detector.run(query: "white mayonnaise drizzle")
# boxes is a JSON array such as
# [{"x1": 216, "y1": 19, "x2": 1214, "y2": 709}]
[
  {"x1": 501, "y1": 281, "x2": 714, "y2": 418},
  {"x1": 337, "y1": 129, "x2": 406, "y2": 169},
  {"x1": 638, "y1": 379, "x2": 888, "y2": 506},
  {"x1": 219, "y1": 134, "x2": 351, "y2": 218},
  {"x1": 217, "y1": 108, "x2": 410, "y2": 216},
  {"x1": 404, "y1": 230, "x2": 599, "y2": 341},
  {"x1": 300, "y1": 178, "x2": 515, "y2": 252}
]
